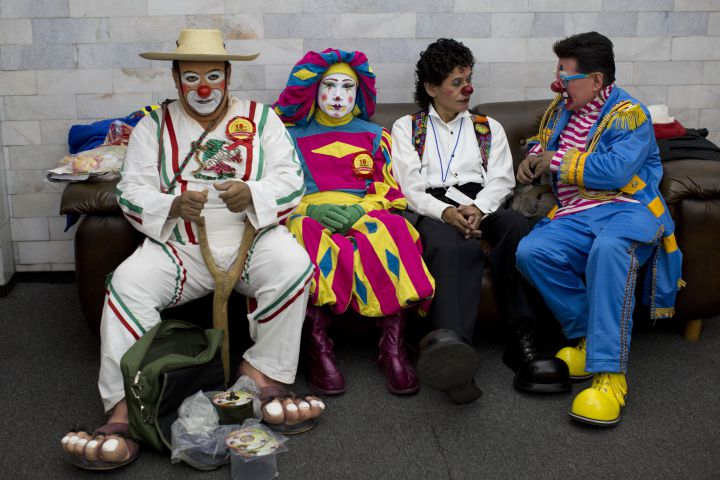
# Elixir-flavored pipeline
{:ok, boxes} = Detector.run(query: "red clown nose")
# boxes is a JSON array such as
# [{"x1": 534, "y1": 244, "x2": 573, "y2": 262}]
[
  {"x1": 461, "y1": 85, "x2": 473, "y2": 96},
  {"x1": 197, "y1": 85, "x2": 212, "y2": 98},
  {"x1": 551, "y1": 80, "x2": 564, "y2": 93}
]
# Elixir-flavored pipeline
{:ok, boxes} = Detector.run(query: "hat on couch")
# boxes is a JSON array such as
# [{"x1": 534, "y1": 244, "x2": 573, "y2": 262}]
[
  {"x1": 139, "y1": 29, "x2": 259, "y2": 62},
  {"x1": 648, "y1": 104, "x2": 686, "y2": 139}
]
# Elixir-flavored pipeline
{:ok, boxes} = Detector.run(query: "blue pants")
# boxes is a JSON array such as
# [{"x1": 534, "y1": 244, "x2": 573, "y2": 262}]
[{"x1": 516, "y1": 203, "x2": 662, "y2": 373}]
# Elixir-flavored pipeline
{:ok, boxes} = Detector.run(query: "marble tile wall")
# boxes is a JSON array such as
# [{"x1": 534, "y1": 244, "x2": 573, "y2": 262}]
[{"x1": 0, "y1": 0, "x2": 718, "y2": 275}]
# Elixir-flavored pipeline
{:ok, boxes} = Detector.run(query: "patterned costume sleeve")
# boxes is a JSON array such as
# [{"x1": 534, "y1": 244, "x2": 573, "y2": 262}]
[
  {"x1": 244, "y1": 107, "x2": 306, "y2": 228},
  {"x1": 358, "y1": 127, "x2": 407, "y2": 212},
  {"x1": 116, "y1": 115, "x2": 179, "y2": 242},
  {"x1": 558, "y1": 103, "x2": 654, "y2": 191}
]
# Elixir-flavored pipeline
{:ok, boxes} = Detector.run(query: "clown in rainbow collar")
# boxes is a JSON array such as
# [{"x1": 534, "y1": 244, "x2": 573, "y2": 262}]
[
  {"x1": 516, "y1": 31, "x2": 684, "y2": 427},
  {"x1": 273, "y1": 49, "x2": 435, "y2": 397},
  {"x1": 61, "y1": 29, "x2": 326, "y2": 471}
]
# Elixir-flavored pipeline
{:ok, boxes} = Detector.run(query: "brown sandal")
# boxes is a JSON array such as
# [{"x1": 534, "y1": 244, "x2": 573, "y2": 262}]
[
  {"x1": 258, "y1": 385, "x2": 321, "y2": 435},
  {"x1": 63, "y1": 422, "x2": 140, "y2": 471}
]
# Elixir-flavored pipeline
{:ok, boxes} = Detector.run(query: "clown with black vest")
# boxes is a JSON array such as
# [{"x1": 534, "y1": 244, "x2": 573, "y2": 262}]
[
  {"x1": 391, "y1": 38, "x2": 570, "y2": 404},
  {"x1": 61, "y1": 29, "x2": 325, "y2": 470},
  {"x1": 516, "y1": 32, "x2": 684, "y2": 426}
]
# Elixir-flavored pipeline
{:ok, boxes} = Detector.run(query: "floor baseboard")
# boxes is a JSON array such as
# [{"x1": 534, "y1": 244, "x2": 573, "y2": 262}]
[{"x1": 0, "y1": 271, "x2": 75, "y2": 297}]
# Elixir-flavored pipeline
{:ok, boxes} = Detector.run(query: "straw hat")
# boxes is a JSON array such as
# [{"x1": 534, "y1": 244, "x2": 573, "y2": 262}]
[{"x1": 139, "y1": 29, "x2": 259, "y2": 62}]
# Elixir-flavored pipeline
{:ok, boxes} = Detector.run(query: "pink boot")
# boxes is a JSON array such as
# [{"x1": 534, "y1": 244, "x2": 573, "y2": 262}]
[{"x1": 376, "y1": 312, "x2": 419, "y2": 395}]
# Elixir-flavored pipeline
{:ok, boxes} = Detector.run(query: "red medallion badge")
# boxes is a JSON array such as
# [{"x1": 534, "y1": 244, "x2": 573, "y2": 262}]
[{"x1": 352, "y1": 152, "x2": 374, "y2": 179}]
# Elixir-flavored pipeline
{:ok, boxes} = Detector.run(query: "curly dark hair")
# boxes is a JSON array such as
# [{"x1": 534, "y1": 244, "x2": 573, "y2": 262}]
[
  {"x1": 414, "y1": 39, "x2": 475, "y2": 109},
  {"x1": 553, "y1": 31, "x2": 615, "y2": 87}
]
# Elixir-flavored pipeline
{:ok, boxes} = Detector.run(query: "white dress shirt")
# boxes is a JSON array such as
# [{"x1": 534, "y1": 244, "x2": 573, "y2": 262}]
[{"x1": 391, "y1": 104, "x2": 516, "y2": 222}]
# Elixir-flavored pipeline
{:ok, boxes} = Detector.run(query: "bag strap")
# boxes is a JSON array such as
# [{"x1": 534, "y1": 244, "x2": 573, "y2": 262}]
[{"x1": 156, "y1": 100, "x2": 224, "y2": 193}]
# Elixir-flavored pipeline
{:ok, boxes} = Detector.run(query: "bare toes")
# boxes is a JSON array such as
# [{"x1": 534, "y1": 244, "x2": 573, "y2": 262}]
[
  {"x1": 283, "y1": 398, "x2": 300, "y2": 425},
  {"x1": 99, "y1": 436, "x2": 130, "y2": 463},
  {"x1": 262, "y1": 400, "x2": 285, "y2": 425},
  {"x1": 84, "y1": 436, "x2": 104, "y2": 461},
  {"x1": 69, "y1": 431, "x2": 92, "y2": 455},
  {"x1": 296, "y1": 398, "x2": 312, "y2": 422},
  {"x1": 307, "y1": 396, "x2": 326, "y2": 419},
  {"x1": 61, "y1": 432, "x2": 78, "y2": 454}
]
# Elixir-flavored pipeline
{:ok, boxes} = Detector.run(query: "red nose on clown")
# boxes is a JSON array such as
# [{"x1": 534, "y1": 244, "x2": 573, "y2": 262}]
[{"x1": 180, "y1": 67, "x2": 227, "y2": 115}]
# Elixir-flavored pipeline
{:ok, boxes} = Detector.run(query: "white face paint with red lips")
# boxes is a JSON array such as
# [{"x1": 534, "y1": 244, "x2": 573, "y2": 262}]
[
  {"x1": 180, "y1": 68, "x2": 226, "y2": 115},
  {"x1": 317, "y1": 73, "x2": 357, "y2": 119}
]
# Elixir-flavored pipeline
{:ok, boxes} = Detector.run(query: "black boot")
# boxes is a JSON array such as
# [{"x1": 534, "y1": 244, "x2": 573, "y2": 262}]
[
  {"x1": 502, "y1": 319, "x2": 570, "y2": 393},
  {"x1": 417, "y1": 329, "x2": 482, "y2": 404}
]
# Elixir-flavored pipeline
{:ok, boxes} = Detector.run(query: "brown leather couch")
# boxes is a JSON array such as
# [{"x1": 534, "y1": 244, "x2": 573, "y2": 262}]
[{"x1": 60, "y1": 99, "x2": 720, "y2": 341}]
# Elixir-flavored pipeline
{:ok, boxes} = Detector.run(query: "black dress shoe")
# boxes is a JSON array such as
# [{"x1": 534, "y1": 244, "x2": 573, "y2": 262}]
[
  {"x1": 416, "y1": 329, "x2": 482, "y2": 404},
  {"x1": 503, "y1": 324, "x2": 571, "y2": 394}
]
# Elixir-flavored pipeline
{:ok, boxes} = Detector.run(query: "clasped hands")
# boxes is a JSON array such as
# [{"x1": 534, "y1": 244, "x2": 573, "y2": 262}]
[
  {"x1": 516, "y1": 150, "x2": 555, "y2": 185},
  {"x1": 442, "y1": 204, "x2": 484, "y2": 240},
  {"x1": 169, "y1": 180, "x2": 252, "y2": 222},
  {"x1": 306, "y1": 204, "x2": 365, "y2": 234}
]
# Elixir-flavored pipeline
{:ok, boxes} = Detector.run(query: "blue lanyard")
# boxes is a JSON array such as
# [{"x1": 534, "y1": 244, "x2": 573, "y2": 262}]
[{"x1": 429, "y1": 116, "x2": 463, "y2": 184}]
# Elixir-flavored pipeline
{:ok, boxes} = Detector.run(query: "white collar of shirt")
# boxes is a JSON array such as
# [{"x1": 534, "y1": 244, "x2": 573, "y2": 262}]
[{"x1": 427, "y1": 104, "x2": 471, "y2": 127}]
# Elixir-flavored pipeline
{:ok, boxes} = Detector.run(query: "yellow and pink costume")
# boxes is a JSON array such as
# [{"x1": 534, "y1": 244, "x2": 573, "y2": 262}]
[{"x1": 273, "y1": 49, "x2": 434, "y2": 318}]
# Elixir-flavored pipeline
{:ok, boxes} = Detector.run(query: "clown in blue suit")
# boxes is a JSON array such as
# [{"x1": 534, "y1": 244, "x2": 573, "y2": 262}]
[{"x1": 515, "y1": 32, "x2": 683, "y2": 427}]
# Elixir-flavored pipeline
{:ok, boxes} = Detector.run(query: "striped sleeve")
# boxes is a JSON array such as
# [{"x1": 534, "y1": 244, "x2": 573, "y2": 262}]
[{"x1": 116, "y1": 114, "x2": 179, "y2": 242}]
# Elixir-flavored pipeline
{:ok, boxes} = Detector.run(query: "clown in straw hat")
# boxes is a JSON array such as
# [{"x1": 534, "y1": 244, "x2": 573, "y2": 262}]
[{"x1": 61, "y1": 29, "x2": 325, "y2": 471}]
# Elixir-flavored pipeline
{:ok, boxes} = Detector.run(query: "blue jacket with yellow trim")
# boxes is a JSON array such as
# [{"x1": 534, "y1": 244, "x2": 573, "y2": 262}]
[{"x1": 537, "y1": 86, "x2": 683, "y2": 319}]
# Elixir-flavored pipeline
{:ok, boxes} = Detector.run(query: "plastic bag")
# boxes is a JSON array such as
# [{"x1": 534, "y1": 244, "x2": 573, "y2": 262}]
[
  {"x1": 103, "y1": 120, "x2": 134, "y2": 147},
  {"x1": 171, "y1": 391, "x2": 228, "y2": 470},
  {"x1": 170, "y1": 376, "x2": 262, "y2": 471},
  {"x1": 49, "y1": 144, "x2": 127, "y2": 182},
  {"x1": 226, "y1": 420, "x2": 289, "y2": 480},
  {"x1": 60, "y1": 144, "x2": 126, "y2": 173}
]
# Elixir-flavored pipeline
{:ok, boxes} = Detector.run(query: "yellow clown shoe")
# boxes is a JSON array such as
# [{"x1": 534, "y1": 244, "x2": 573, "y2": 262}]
[
  {"x1": 569, "y1": 372, "x2": 627, "y2": 427},
  {"x1": 555, "y1": 338, "x2": 593, "y2": 381}
]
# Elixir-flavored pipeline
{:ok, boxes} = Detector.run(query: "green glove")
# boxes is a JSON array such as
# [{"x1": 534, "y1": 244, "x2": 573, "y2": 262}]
[
  {"x1": 306, "y1": 204, "x2": 346, "y2": 232},
  {"x1": 336, "y1": 204, "x2": 366, "y2": 234}
]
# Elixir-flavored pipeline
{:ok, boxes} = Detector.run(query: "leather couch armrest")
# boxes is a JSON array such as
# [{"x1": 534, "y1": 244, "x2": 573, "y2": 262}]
[
  {"x1": 661, "y1": 159, "x2": 720, "y2": 205},
  {"x1": 59, "y1": 179, "x2": 122, "y2": 216}
]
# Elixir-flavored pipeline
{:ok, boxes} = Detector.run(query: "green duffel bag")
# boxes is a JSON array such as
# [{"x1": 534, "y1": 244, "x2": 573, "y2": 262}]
[{"x1": 120, "y1": 319, "x2": 226, "y2": 452}]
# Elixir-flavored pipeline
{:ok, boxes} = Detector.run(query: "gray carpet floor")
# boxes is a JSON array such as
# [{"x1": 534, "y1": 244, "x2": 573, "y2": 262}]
[{"x1": 1, "y1": 281, "x2": 719, "y2": 480}]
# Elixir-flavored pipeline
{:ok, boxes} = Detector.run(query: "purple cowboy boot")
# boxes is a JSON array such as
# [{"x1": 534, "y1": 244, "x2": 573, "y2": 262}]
[
  {"x1": 303, "y1": 305, "x2": 346, "y2": 395},
  {"x1": 376, "y1": 311, "x2": 420, "y2": 395}
]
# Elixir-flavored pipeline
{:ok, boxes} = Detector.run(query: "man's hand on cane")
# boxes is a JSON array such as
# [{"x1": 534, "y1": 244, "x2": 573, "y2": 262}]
[
  {"x1": 169, "y1": 189, "x2": 208, "y2": 222},
  {"x1": 215, "y1": 180, "x2": 252, "y2": 212}
]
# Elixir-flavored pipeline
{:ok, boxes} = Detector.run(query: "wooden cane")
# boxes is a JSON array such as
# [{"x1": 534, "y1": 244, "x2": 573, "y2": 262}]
[{"x1": 197, "y1": 216, "x2": 256, "y2": 383}]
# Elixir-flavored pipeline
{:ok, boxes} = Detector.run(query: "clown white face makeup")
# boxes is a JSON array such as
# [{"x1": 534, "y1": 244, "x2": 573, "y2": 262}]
[
  {"x1": 317, "y1": 73, "x2": 357, "y2": 118},
  {"x1": 177, "y1": 60, "x2": 227, "y2": 116}
]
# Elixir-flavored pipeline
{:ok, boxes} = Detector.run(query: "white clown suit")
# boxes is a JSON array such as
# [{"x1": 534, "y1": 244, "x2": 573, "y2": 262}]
[{"x1": 99, "y1": 97, "x2": 313, "y2": 412}]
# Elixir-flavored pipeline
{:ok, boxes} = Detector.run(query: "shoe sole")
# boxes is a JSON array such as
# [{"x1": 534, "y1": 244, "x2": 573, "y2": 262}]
[
  {"x1": 308, "y1": 382, "x2": 346, "y2": 396},
  {"x1": 514, "y1": 377, "x2": 572, "y2": 394},
  {"x1": 568, "y1": 411, "x2": 621, "y2": 427},
  {"x1": 570, "y1": 373, "x2": 593, "y2": 382},
  {"x1": 417, "y1": 341, "x2": 479, "y2": 393}
]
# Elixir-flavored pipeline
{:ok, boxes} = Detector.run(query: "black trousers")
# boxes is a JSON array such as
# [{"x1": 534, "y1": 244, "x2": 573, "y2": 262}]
[{"x1": 409, "y1": 207, "x2": 539, "y2": 344}]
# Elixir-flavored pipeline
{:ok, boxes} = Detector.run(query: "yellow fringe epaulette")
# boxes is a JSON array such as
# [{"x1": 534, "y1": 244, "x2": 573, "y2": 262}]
[
  {"x1": 537, "y1": 94, "x2": 563, "y2": 149},
  {"x1": 608, "y1": 102, "x2": 648, "y2": 132},
  {"x1": 653, "y1": 307, "x2": 675, "y2": 319}
]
